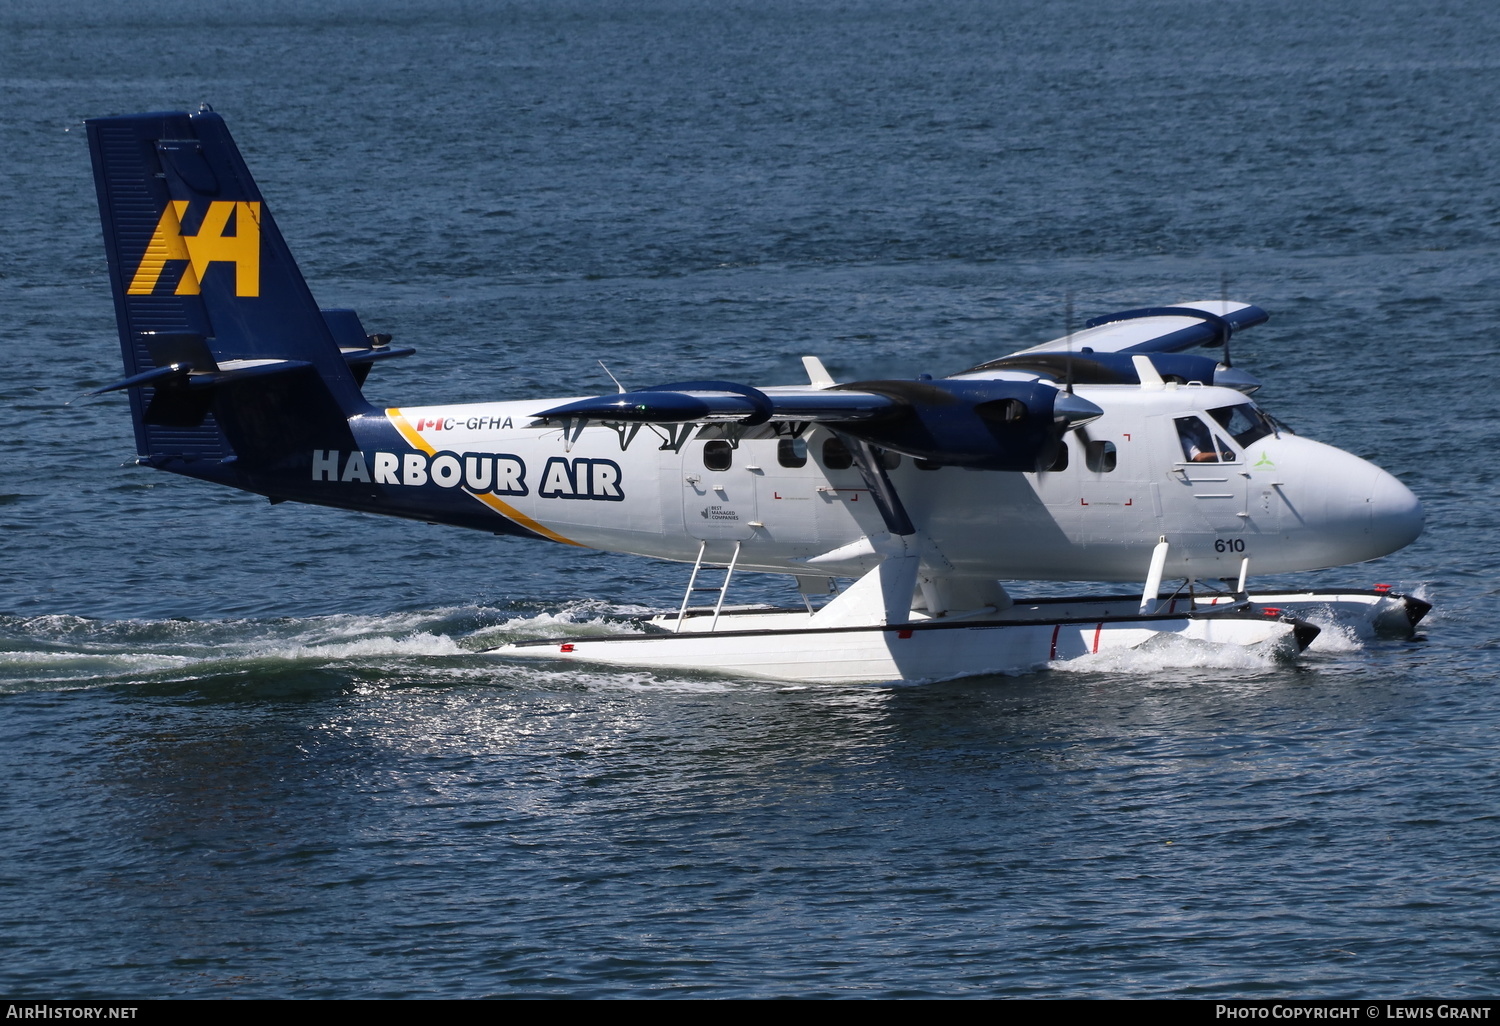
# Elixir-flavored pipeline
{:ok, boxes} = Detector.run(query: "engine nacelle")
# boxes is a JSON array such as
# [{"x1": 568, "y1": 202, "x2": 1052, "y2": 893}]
[{"x1": 835, "y1": 379, "x2": 1101, "y2": 471}]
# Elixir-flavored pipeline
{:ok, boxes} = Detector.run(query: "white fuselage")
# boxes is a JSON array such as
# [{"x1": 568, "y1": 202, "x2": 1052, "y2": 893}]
[{"x1": 371, "y1": 379, "x2": 1422, "y2": 586}]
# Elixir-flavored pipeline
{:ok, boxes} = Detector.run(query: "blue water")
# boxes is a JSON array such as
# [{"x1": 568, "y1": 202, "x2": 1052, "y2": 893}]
[{"x1": 2, "y1": 0, "x2": 1499, "y2": 998}]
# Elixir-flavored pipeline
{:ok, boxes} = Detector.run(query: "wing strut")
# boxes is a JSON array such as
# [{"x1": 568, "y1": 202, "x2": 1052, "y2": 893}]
[{"x1": 836, "y1": 431, "x2": 916, "y2": 537}]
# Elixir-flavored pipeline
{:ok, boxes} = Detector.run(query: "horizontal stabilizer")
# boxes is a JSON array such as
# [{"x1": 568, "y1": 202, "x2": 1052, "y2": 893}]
[
  {"x1": 323, "y1": 308, "x2": 414, "y2": 385},
  {"x1": 88, "y1": 362, "x2": 190, "y2": 396},
  {"x1": 342, "y1": 347, "x2": 415, "y2": 368},
  {"x1": 89, "y1": 343, "x2": 313, "y2": 394}
]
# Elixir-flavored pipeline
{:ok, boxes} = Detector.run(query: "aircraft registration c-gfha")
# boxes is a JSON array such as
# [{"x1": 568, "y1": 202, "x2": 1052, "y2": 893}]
[{"x1": 84, "y1": 107, "x2": 1427, "y2": 683}]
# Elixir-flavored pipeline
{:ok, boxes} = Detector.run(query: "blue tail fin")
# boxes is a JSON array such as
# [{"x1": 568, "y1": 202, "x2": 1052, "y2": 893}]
[{"x1": 87, "y1": 108, "x2": 375, "y2": 472}]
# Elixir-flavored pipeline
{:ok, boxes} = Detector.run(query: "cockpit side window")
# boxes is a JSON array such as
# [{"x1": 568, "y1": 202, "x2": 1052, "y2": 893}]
[
  {"x1": 1176, "y1": 416, "x2": 1213, "y2": 462},
  {"x1": 1209, "y1": 403, "x2": 1273, "y2": 448},
  {"x1": 1175, "y1": 416, "x2": 1235, "y2": 463}
]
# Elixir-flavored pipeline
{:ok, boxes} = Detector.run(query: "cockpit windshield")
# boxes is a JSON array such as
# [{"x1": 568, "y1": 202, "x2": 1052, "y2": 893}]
[{"x1": 1209, "y1": 403, "x2": 1274, "y2": 448}]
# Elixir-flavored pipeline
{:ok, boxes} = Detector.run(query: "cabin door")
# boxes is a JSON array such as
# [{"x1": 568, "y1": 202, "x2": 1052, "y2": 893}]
[
  {"x1": 1150, "y1": 414, "x2": 1248, "y2": 538},
  {"x1": 682, "y1": 436, "x2": 758, "y2": 542}
]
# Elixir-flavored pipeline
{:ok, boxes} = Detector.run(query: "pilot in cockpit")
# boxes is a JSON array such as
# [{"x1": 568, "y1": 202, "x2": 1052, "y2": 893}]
[{"x1": 1175, "y1": 416, "x2": 1234, "y2": 463}]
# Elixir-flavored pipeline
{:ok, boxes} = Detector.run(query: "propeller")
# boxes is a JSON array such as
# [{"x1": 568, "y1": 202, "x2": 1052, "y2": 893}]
[
  {"x1": 1064, "y1": 289, "x2": 1075, "y2": 395},
  {"x1": 1043, "y1": 290, "x2": 1081, "y2": 471},
  {"x1": 1051, "y1": 295, "x2": 1107, "y2": 441},
  {"x1": 1219, "y1": 272, "x2": 1234, "y2": 369}
]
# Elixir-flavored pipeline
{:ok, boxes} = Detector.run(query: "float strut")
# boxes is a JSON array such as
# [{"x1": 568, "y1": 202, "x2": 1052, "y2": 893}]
[
  {"x1": 709, "y1": 542, "x2": 743, "y2": 632},
  {"x1": 675, "y1": 541, "x2": 708, "y2": 633},
  {"x1": 1139, "y1": 536, "x2": 1169, "y2": 615}
]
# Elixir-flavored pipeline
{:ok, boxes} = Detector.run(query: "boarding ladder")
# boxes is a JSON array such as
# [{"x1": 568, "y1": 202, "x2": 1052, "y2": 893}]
[{"x1": 674, "y1": 540, "x2": 742, "y2": 633}]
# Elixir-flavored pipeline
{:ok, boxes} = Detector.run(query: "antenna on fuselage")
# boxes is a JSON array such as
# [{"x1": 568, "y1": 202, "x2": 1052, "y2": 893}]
[{"x1": 598, "y1": 359, "x2": 627, "y2": 394}]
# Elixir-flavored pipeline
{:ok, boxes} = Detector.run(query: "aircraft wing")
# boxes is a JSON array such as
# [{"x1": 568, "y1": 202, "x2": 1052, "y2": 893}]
[
  {"x1": 533, "y1": 381, "x2": 897, "y2": 426},
  {"x1": 528, "y1": 298, "x2": 1266, "y2": 471},
  {"x1": 532, "y1": 378, "x2": 1101, "y2": 473},
  {"x1": 1005, "y1": 301, "x2": 1268, "y2": 357}
]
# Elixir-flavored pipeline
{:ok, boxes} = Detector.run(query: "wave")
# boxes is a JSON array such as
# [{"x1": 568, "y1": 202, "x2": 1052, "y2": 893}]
[
  {"x1": 0, "y1": 601, "x2": 659, "y2": 694},
  {"x1": 0, "y1": 589, "x2": 1418, "y2": 694},
  {"x1": 1048, "y1": 631, "x2": 1287, "y2": 675}
]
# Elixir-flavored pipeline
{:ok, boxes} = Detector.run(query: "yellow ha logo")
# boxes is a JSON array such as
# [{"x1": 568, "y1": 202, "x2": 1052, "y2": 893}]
[{"x1": 127, "y1": 200, "x2": 261, "y2": 297}]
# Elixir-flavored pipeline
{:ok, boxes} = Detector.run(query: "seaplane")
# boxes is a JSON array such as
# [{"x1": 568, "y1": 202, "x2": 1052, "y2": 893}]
[{"x1": 83, "y1": 108, "x2": 1428, "y2": 683}]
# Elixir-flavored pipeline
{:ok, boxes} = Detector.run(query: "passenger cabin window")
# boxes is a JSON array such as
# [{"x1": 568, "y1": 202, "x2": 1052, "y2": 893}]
[
  {"x1": 703, "y1": 440, "x2": 733, "y2": 471},
  {"x1": 1209, "y1": 403, "x2": 1274, "y2": 448},
  {"x1": 1085, "y1": 440, "x2": 1117, "y2": 473},
  {"x1": 822, "y1": 437, "x2": 854, "y2": 470},
  {"x1": 777, "y1": 437, "x2": 808, "y2": 468},
  {"x1": 1047, "y1": 440, "x2": 1069, "y2": 472},
  {"x1": 1174, "y1": 416, "x2": 1236, "y2": 463}
]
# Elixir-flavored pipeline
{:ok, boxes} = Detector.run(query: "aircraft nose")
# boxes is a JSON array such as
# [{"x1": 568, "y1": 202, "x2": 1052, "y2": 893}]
[{"x1": 1367, "y1": 468, "x2": 1424, "y2": 556}]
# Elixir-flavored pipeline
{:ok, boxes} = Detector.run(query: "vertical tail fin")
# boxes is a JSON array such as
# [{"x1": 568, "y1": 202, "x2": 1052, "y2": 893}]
[{"x1": 87, "y1": 108, "x2": 369, "y2": 470}]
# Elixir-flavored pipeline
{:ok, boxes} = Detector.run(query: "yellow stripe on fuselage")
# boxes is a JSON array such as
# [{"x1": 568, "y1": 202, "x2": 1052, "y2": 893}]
[{"x1": 386, "y1": 409, "x2": 582, "y2": 547}]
